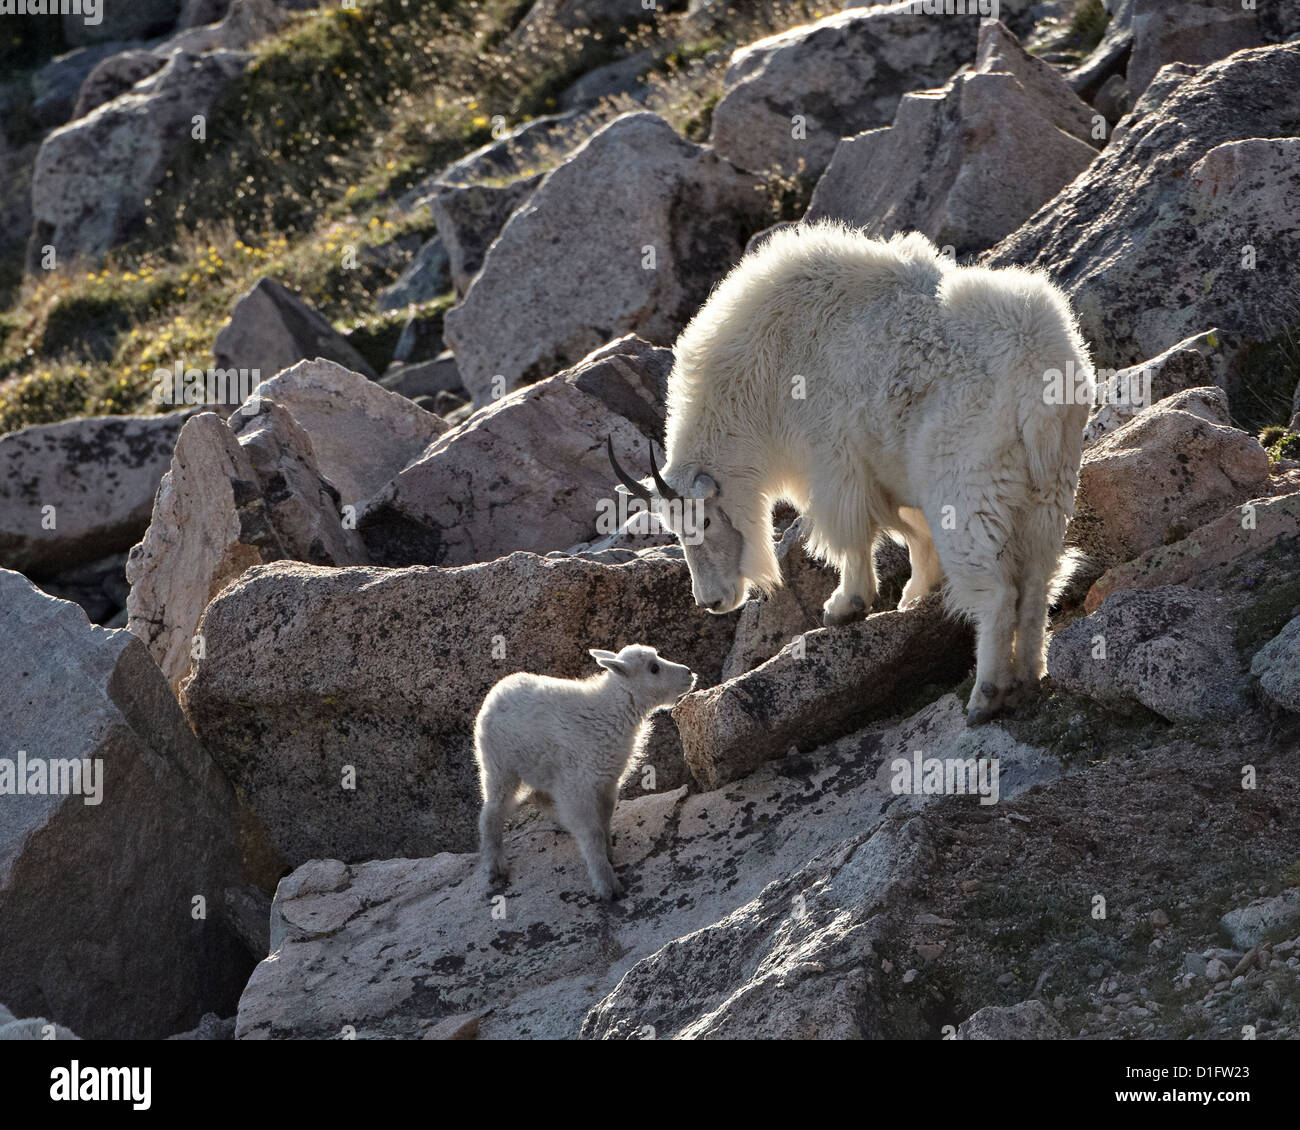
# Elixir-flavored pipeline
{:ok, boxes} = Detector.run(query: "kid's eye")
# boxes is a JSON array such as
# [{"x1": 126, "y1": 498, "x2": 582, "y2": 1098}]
[
  {"x1": 703, "y1": 518, "x2": 711, "y2": 530},
  {"x1": 649, "y1": 662, "x2": 660, "y2": 674}
]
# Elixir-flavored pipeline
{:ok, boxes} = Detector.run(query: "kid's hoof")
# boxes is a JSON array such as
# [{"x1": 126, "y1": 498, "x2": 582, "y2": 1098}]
[
  {"x1": 823, "y1": 593, "x2": 868, "y2": 627},
  {"x1": 594, "y1": 877, "x2": 625, "y2": 901}
]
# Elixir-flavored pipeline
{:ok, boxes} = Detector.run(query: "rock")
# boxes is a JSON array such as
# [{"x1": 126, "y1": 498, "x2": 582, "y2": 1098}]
[
  {"x1": 72, "y1": 0, "x2": 286, "y2": 122},
  {"x1": 358, "y1": 336, "x2": 673, "y2": 566},
  {"x1": 28, "y1": 49, "x2": 250, "y2": 268},
  {"x1": 721, "y1": 518, "x2": 836, "y2": 681},
  {"x1": 987, "y1": 44, "x2": 1300, "y2": 373},
  {"x1": 1221, "y1": 890, "x2": 1300, "y2": 949},
  {"x1": 165, "y1": 0, "x2": 290, "y2": 54},
  {"x1": 559, "y1": 50, "x2": 655, "y2": 110},
  {"x1": 375, "y1": 236, "x2": 450, "y2": 313},
  {"x1": 974, "y1": 17, "x2": 1099, "y2": 143},
  {"x1": 1109, "y1": 61, "x2": 1202, "y2": 145},
  {"x1": 428, "y1": 175, "x2": 542, "y2": 299},
  {"x1": 235, "y1": 358, "x2": 448, "y2": 513},
  {"x1": 807, "y1": 21, "x2": 1098, "y2": 256},
  {"x1": 0, "y1": 411, "x2": 191, "y2": 579},
  {"x1": 1251, "y1": 615, "x2": 1300, "y2": 712},
  {"x1": 1092, "y1": 72, "x2": 1131, "y2": 123},
  {"x1": 584, "y1": 820, "x2": 927, "y2": 1039},
  {"x1": 62, "y1": 0, "x2": 180, "y2": 48},
  {"x1": 1128, "y1": 0, "x2": 1263, "y2": 98},
  {"x1": 213, "y1": 278, "x2": 378, "y2": 381},
  {"x1": 956, "y1": 999, "x2": 1066, "y2": 1039},
  {"x1": 396, "y1": 111, "x2": 589, "y2": 211},
  {"x1": 1067, "y1": 0, "x2": 1136, "y2": 101},
  {"x1": 1086, "y1": 488, "x2": 1300, "y2": 613},
  {"x1": 390, "y1": 306, "x2": 444, "y2": 366},
  {"x1": 0, "y1": 570, "x2": 251, "y2": 1039},
  {"x1": 379, "y1": 353, "x2": 463, "y2": 401},
  {"x1": 35, "y1": 551, "x2": 129, "y2": 625},
  {"x1": 0, "y1": 130, "x2": 36, "y2": 288},
  {"x1": 233, "y1": 695, "x2": 1055, "y2": 1038},
  {"x1": 180, "y1": 548, "x2": 739, "y2": 868},
  {"x1": 226, "y1": 398, "x2": 368, "y2": 566},
  {"x1": 423, "y1": 1013, "x2": 481, "y2": 1040},
  {"x1": 1083, "y1": 330, "x2": 1229, "y2": 445},
  {"x1": 124, "y1": 412, "x2": 291, "y2": 693},
  {"x1": 674, "y1": 595, "x2": 974, "y2": 791},
  {"x1": 180, "y1": 0, "x2": 232, "y2": 27},
  {"x1": 624, "y1": 712, "x2": 692, "y2": 797},
  {"x1": 0, "y1": 1003, "x2": 80, "y2": 1041},
  {"x1": 1069, "y1": 388, "x2": 1270, "y2": 569},
  {"x1": 72, "y1": 48, "x2": 166, "y2": 120},
  {"x1": 29, "y1": 41, "x2": 134, "y2": 128},
  {"x1": 443, "y1": 112, "x2": 764, "y2": 406},
  {"x1": 510, "y1": 0, "x2": 656, "y2": 44},
  {"x1": 167, "y1": 1012, "x2": 236, "y2": 1040},
  {"x1": 1047, "y1": 585, "x2": 1245, "y2": 723},
  {"x1": 709, "y1": 3, "x2": 982, "y2": 179}
]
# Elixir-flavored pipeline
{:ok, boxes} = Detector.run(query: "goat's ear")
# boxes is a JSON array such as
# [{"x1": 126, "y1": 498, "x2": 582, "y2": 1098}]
[
  {"x1": 692, "y1": 472, "x2": 720, "y2": 499},
  {"x1": 589, "y1": 649, "x2": 630, "y2": 676}
]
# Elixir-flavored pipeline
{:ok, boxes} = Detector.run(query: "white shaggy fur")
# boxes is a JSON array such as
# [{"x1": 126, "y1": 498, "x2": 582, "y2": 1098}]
[
  {"x1": 655, "y1": 221, "x2": 1093, "y2": 722},
  {"x1": 474, "y1": 645, "x2": 695, "y2": 899}
]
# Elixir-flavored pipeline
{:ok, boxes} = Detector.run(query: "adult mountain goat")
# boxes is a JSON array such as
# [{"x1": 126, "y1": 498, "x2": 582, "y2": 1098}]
[{"x1": 609, "y1": 222, "x2": 1093, "y2": 723}]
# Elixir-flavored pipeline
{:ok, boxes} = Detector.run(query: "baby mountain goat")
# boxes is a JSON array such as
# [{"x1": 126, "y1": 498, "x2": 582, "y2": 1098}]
[
  {"x1": 609, "y1": 222, "x2": 1094, "y2": 724},
  {"x1": 474, "y1": 645, "x2": 695, "y2": 899}
]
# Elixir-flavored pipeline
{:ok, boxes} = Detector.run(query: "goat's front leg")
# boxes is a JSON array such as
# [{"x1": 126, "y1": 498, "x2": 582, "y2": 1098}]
[
  {"x1": 823, "y1": 543, "x2": 876, "y2": 627},
  {"x1": 966, "y1": 585, "x2": 1019, "y2": 725},
  {"x1": 557, "y1": 790, "x2": 623, "y2": 900}
]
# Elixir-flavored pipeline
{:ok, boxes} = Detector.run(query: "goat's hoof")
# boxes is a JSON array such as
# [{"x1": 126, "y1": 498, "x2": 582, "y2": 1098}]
[
  {"x1": 1003, "y1": 676, "x2": 1042, "y2": 711},
  {"x1": 594, "y1": 878, "x2": 624, "y2": 901},
  {"x1": 823, "y1": 593, "x2": 868, "y2": 627},
  {"x1": 966, "y1": 681, "x2": 1008, "y2": 725}
]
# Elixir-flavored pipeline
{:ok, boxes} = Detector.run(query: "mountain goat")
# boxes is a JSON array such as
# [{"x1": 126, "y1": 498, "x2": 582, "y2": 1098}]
[
  {"x1": 474, "y1": 645, "x2": 695, "y2": 899},
  {"x1": 609, "y1": 222, "x2": 1092, "y2": 724}
]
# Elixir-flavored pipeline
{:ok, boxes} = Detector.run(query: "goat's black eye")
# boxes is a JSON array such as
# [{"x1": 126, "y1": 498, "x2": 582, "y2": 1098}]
[
  {"x1": 703, "y1": 518, "x2": 711, "y2": 530},
  {"x1": 649, "y1": 662, "x2": 660, "y2": 674}
]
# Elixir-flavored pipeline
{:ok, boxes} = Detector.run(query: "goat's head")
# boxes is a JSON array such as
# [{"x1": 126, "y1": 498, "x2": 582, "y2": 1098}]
[
  {"x1": 607, "y1": 436, "x2": 747, "y2": 614},
  {"x1": 589, "y1": 644, "x2": 696, "y2": 713}
]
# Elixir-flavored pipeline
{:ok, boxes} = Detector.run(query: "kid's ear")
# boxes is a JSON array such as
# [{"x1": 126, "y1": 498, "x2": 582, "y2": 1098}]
[{"x1": 589, "y1": 649, "x2": 630, "y2": 676}]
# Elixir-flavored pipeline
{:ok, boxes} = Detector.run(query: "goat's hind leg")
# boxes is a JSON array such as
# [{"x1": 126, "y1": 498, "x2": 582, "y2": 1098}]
[
  {"x1": 478, "y1": 767, "x2": 520, "y2": 887},
  {"x1": 896, "y1": 507, "x2": 943, "y2": 610}
]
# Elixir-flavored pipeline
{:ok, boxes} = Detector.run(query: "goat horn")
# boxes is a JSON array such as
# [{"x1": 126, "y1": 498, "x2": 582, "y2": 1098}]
[
  {"x1": 648, "y1": 443, "x2": 681, "y2": 500},
  {"x1": 607, "y1": 436, "x2": 653, "y2": 502}
]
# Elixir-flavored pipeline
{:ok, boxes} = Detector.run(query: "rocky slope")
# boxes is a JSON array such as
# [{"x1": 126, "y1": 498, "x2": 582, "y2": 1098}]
[{"x1": 1, "y1": 0, "x2": 1299, "y2": 1041}]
